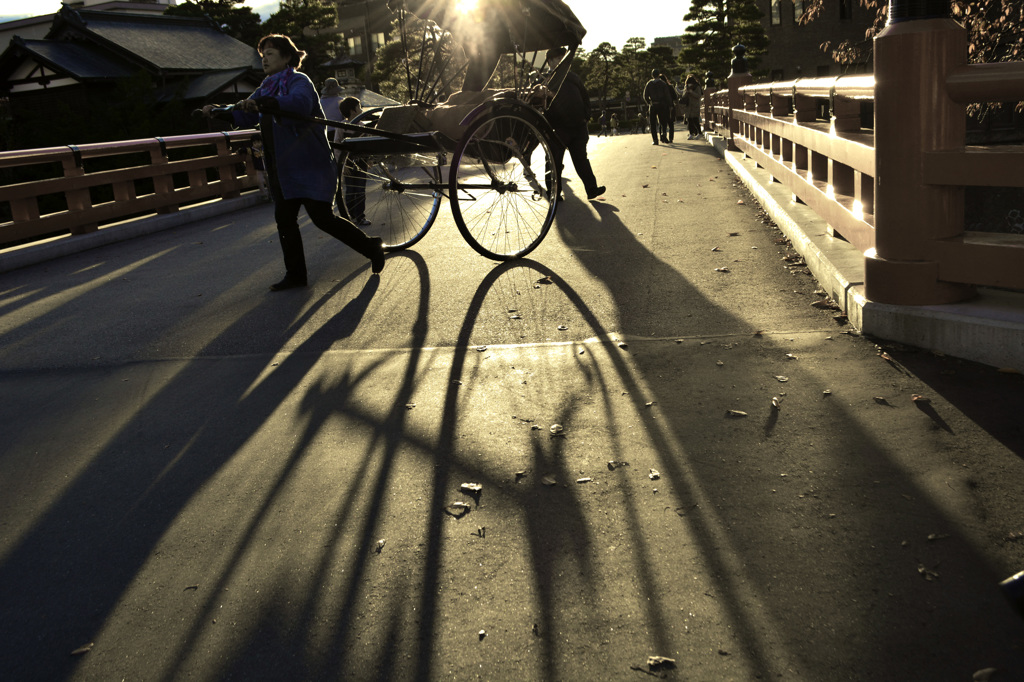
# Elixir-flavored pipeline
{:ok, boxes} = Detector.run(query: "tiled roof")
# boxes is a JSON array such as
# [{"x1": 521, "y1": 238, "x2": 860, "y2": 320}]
[
  {"x1": 153, "y1": 67, "x2": 256, "y2": 102},
  {"x1": 13, "y1": 37, "x2": 135, "y2": 79},
  {"x1": 52, "y1": 8, "x2": 259, "y2": 72}
]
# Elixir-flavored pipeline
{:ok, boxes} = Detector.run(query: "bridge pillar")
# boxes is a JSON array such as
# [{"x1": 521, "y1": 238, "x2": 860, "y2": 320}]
[
  {"x1": 865, "y1": 0, "x2": 975, "y2": 304},
  {"x1": 727, "y1": 44, "x2": 753, "y2": 152}
]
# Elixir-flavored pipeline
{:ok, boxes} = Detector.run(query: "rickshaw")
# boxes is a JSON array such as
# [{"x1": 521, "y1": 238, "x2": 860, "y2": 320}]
[{"x1": 325, "y1": 0, "x2": 587, "y2": 260}]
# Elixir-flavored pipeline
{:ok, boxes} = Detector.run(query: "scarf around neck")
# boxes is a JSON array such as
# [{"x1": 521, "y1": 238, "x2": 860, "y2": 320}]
[{"x1": 260, "y1": 67, "x2": 295, "y2": 98}]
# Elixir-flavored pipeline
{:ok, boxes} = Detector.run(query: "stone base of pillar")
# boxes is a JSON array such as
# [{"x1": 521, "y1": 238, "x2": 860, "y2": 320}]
[{"x1": 864, "y1": 252, "x2": 975, "y2": 305}]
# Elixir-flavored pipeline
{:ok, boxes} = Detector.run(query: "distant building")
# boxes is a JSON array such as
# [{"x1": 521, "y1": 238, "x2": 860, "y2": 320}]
[
  {"x1": 652, "y1": 36, "x2": 683, "y2": 58},
  {"x1": 757, "y1": 0, "x2": 875, "y2": 80}
]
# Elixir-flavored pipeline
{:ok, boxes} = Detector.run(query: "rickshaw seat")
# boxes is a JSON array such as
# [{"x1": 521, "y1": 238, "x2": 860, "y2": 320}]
[
  {"x1": 375, "y1": 105, "x2": 433, "y2": 134},
  {"x1": 425, "y1": 89, "x2": 510, "y2": 142}
]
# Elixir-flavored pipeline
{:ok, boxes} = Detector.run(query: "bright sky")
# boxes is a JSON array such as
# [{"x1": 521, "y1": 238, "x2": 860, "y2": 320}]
[{"x1": 2, "y1": 0, "x2": 688, "y2": 53}]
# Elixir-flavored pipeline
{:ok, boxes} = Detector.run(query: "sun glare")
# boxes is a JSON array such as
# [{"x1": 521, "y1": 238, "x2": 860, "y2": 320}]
[{"x1": 455, "y1": 0, "x2": 479, "y2": 13}]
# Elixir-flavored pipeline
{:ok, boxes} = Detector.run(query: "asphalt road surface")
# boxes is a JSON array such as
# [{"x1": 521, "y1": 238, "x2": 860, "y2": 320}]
[{"x1": 2, "y1": 133, "x2": 1024, "y2": 681}]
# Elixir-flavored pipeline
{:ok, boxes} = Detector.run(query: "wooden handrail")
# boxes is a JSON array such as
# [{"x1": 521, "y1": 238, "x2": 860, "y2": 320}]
[{"x1": 1, "y1": 130, "x2": 260, "y2": 247}]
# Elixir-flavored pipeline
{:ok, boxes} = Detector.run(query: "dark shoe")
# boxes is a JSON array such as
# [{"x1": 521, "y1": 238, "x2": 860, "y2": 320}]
[
  {"x1": 270, "y1": 275, "x2": 306, "y2": 291},
  {"x1": 369, "y1": 237, "x2": 385, "y2": 275},
  {"x1": 586, "y1": 185, "x2": 606, "y2": 200},
  {"x1": 660, "y1": 136, "x2": 670, "y2": 143},
  {"x1": 651, "y1": 140, "x2": 659, "y2": 145}
]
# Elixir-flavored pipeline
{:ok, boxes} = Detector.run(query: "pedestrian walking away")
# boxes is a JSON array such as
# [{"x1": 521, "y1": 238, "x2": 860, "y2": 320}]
[
  {"x1": 643, "y1": 68, "x2": 675, "y2": 145},
  {"x1": 203, "y1": 34, "x2": 384, "y2": 291},
  {"x1": 659, "y1": 73, "x2": 679, "y2": 143},
  {"x1": 683, "y1": 75, "x2": 704, "y2": 140},
  {"x1": 609, "y1": 112, "x2": 618, "y2": 136},
  {"x1": 538, "y1": 47, "x2": 606, "y2": 201}
]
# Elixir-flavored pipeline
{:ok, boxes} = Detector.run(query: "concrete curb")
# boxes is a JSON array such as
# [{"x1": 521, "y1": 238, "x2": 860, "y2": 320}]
[
  {"x1": 0, "y1": 193, "x2": 267, "y2": 274},
  {"x1": 707, "y1": 131, "x2": 1024, "y2": 371}
]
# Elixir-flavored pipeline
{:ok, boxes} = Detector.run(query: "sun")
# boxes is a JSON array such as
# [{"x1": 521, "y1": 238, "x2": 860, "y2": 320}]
[{"x1": 455, "y1": 0, "x2": 479, "y2": 13}]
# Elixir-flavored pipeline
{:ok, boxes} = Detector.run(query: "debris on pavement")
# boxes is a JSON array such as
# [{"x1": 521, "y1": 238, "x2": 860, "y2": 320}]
[
  {"x1": 918, "y1": 563, "x2": 940, "y2": 581},
  {"x1": 70, "y1": 643, "x2": 94, "y2": 656},
  {"x1": 460, "y1": 482, "x2": 482, "y2": 495},
  {"x1": 774, "y1": 375, "x2": 789, "y2": 382},
  {"x1": 445, "y1": 502, "x2": 471, "y2": 518},
  {"x1": 515, "y1": 470, "x2": 528, "y2": 482},
  {"x1": 647, "y1": 655, "x2": 676, "y2": 670},
  {"x1": 550, "y1": 424, "x2": 564, "y2": 435},
  {"x1": 725, "y1": 410, "x2": 748, "y2": 418},
  {"x1": 478, "y1": 630, "x2": 486, "y2": 640},
  {"x1": 542, "y1": 475, "x2": 557, "y2": 486},
  {"x1": 577, "y1": 477, "x2": 592, "y2": 484},
  {"x1": 771, "y1": 396, "x2": 782, "y2": 410},
  {"x1": 608, "y1": 460, "x2": 630, "y2": 470},
  {"x1": 649, "y1": 469, "x2": 661, "y2": 480},
  {"x1": 873, "y1": 396, "x2": 891, "y2": 406},
  {"x1": 375, "y1": 539, "x2": 386, "y2": 553}
]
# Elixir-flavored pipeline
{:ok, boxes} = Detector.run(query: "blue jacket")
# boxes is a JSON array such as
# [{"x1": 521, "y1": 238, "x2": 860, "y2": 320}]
[{"x1": 233, "y1": 70, "x2": 337, "y2": 203}]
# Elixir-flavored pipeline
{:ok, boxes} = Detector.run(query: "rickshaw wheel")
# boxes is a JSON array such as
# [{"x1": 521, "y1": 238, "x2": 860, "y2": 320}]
[
  {"x1": 337, "y1": 114, "x2": 442, "y2": 252},
  {"x1": 449, "y1": 107, "x2": 559, "y2": 260}
]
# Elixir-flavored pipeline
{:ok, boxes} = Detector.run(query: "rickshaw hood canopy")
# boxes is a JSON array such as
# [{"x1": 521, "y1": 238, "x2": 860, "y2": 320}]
[{"x1": 388, "y1": 0, "x2": 586, "y2": 52}]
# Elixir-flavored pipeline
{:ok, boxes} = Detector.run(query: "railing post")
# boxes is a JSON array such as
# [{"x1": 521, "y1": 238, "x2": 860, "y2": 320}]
[
  {"x1": 865, "y1": 0, "x2": 974, "y2": 304},
  {"x1": 727, "y1": 44, "x2": 753, "y2": 152}
]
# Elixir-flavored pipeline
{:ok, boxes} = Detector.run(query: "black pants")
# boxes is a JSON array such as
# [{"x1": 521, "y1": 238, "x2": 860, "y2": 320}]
[
  {"x1": 274, "y1": 198, "x2": 375, "y2": 282},
  {"x1": 688, "y1": 115, "x2": 702, "y2": 137},
  {"x1": 649, "y1": 103, "x2": 671, "y2": 142},
  {"x1": 550, "y1": 127, "x2": 598, "y2": 196}
]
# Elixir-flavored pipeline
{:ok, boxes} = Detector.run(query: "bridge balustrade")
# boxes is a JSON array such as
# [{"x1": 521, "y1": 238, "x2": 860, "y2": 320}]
[
  {"x1": 0, "y1": 130, "x2": 258, "y2": 249},
  {"x1": 705, "y1": 16, "x2": 1024, "y2": 305}
]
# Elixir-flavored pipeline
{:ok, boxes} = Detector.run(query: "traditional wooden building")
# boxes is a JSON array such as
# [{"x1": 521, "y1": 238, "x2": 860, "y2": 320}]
[{"x1": 0, "y1": 6, "x2": 262, "y2": 148}]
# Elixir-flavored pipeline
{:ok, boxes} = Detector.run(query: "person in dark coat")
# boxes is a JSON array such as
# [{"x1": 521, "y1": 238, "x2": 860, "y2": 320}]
[
  {"x1": 643, "y1": 68, "x2": 675, "y2": 145},
  {"x1": 540, "y1": 47, "x2": 606, "y2": 201},
  {"x1": 203, "y1": 34, "x2": 383, "y2": 291}
]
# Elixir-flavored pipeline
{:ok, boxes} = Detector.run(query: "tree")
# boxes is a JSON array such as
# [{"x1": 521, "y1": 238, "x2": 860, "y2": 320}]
[
  {"x1": 679, "y1": 0, "x2": 769, "y2": 80},
  {"x1": 619, "y1": 37, "x2": 651, "y2": 101},
  {"x1": 262, "y1": 0, "x2": 342, "y2": 86},
  {"x1": 163, "y1": 0, "x2": 263, "y2": 46},
  {"x1": 802, "y1": 0, "x2": 1024, "y2": 113},
  {"x1": 584, "y1": 42, "x2": 620, "y2": 105}
]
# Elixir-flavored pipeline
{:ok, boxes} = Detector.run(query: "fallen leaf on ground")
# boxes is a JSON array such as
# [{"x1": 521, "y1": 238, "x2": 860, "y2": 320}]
[
  {"x1": 649, "y1": 469, "x2": 661, "y2": 480},
  {"x1": 71, "y1": 643, "x2": 94, "y2": 656},
  {"x1": 647, "y1": 656, "x2": 676, "y2": 670},
  {"x1": 725, "y1": 410, "x2": 748, "y2": 418},
  {"x1": 541, "y1": 475, "x2": 557, "y2": 486}
]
